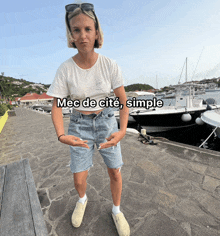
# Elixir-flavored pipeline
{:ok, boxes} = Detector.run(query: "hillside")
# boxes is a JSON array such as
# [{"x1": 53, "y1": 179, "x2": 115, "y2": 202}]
[
  {"x1": 0, "y1": 73, "x2": 219, "y2": 101},
  {"x1": 124, "y1": 83, "x2": 154, "y2": 92},
  {"x1": 0, "y1": 74, "x2": 50, "y2": 100},
  {"x1": 0, "y1": 74, "x2": 155, "y2": 100}
]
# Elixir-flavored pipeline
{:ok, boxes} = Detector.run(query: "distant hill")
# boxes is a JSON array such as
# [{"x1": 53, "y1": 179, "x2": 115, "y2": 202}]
[
  {"x1": 200, "y1": 77, "x2": 220, "y2": 87},
  {"x1": 0, "y1": 75, "x2": 50, "y2": 99},
  {"x1": 0, "y1": 73, "x2": 219, "y2": 101},
  {"x1": 124, "y1": 83, "x2": 154, "y2": 92},
  {"x1": 0, "y1": 74, "x2": 155, "y2": 100}
]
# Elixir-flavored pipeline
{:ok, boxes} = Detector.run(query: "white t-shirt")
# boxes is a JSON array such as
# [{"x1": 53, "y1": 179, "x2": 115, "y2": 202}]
[{"x1": 46, "y1": 54, "x2": 124, "y2": 111}]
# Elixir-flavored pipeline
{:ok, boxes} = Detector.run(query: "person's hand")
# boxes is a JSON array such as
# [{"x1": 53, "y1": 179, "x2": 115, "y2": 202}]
[
  {"x1": 59, "y1": 135, "x2": 89, "y2": 149},
  {"x1": 98, "y1": 130, "x2": 126, "y2": 149}
]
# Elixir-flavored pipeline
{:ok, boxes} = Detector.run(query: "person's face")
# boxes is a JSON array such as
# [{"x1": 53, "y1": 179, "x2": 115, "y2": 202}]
[{"x1": 69, "y1": 13, "x2": 98, "y2": 53}]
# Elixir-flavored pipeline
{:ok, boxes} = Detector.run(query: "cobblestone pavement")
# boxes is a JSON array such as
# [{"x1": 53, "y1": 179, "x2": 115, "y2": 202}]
[{"x1": 1, "y1": 107, "x2": 220, "y2": 236}]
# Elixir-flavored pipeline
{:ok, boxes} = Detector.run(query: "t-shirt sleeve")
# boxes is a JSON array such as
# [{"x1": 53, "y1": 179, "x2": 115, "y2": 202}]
[
  {"x1": 111, "y1": 61, "x2": 124, "y2": 90},
  {"x1": 46, "y1": 64, "x2": 70, "y2": 98}
]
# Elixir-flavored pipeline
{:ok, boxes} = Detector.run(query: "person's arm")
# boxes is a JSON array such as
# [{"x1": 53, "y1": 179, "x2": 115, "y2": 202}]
[
  {"x1": 99, "y1": 86, "x2": 128, "y2": 149},
  {"x1": 51, "y1": 97, "x2": 65, "y2": 138},
  {"x1": 114, "y1": 85, "x2": 129, "y2": 134},
  {"x1": 51, "y1": 97, "x2": 89, "y2": 148}
]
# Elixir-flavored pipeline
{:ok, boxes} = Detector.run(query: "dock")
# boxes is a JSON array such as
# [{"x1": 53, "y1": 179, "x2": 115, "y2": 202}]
[
  {"x1": 0, "y1": 159, "x2": 48, "y2": 236},
  {"x1": 1, "y1": 107, "x2": 220, "y2": 236}
]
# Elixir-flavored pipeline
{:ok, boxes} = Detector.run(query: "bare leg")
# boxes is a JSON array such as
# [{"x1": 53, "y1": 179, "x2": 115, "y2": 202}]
[
  {"x1": 71, "y1": 170, "x2": 89, "y2": 228},
  {"x1": 107, "y1": 167, "x2": 122, "y2": 206},
  {"x1": 73, "y1": 170, "x2": 89, "y2": 198}
]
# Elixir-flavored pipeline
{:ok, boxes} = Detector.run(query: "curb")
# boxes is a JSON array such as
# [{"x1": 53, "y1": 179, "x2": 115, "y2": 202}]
[{"x1": 0, "y1": 110, "x2": 9, "y2": 133}]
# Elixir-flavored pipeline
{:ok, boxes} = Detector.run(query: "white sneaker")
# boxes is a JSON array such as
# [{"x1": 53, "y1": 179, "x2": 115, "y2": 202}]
[
  {"x1": 112, "y1": 212, "x2": 130, "y2": 236},
  {"x1": 71, "y1": 199, "x2": 88, "y2": 228}
]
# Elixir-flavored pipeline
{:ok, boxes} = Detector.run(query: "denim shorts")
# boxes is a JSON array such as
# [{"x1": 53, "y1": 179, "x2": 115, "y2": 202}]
[{"x1": 68, "y1": 107, "x2": 124, "y2": 173}]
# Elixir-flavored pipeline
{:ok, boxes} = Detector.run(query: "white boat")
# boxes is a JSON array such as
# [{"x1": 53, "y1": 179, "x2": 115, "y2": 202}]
[
  {"x1": 31, "y1": 104, "x2": 45, "y2": 110},
  {"x1": 124, "y1": 56, "x2": 220, "y2": 134},
  {"x1": 155, "y1": 92, "x2": 166, "y2": 97},
  {"x1": 30, "y1": 103, "x2": 71, "y2": 115},
  {"x1": 41, "y1": 104, "x2": 53, "y2": 112},
  {"x1": 201, "y1": 109, "x2": 220, "y2": 138},
  {"x1": 161, "y1": 90, "x2": 176, "y2": 99},
  {"x1": 118, "y1": 84, "x2": 220, "y2": 134}
]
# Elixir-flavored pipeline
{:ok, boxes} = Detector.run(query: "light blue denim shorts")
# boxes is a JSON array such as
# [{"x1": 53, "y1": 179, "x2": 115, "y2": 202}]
[{"x1": 68, "y1": 107, "x2": 124, "y2": 173}]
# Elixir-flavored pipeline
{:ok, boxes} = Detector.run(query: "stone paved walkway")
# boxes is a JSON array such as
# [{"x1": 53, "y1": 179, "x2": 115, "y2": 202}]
[{"x1": 1, "y1": 107, "x2": 220, "y2": 236}]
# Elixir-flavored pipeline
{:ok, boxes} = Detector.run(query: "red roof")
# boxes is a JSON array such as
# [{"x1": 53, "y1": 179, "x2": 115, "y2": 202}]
[
  {"x1": 20, "y1": 93, "x2": 40, "y2": 101},
  {"x1": 20, "y1": 92, "x2": 53, "y2": 101},
  {"x1": 38, "y1": 93, "x2": 53, "y2": 100}
]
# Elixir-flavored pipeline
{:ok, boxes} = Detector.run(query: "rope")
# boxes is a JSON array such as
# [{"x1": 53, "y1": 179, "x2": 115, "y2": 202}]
[
  {"x1": 199, "y1": 126, "x2": 219, "y2": 148},
  {"x1": 178, "y1": 60, "x2": 186, "y2": 84},
  {"x1": 191, "y1": 47, "x2": 204, "y2": 81}
]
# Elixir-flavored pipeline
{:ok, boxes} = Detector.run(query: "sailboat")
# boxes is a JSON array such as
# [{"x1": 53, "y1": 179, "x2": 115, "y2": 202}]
[{"x1": 123, "y1": 58, "x2": 220, "y2": 134}]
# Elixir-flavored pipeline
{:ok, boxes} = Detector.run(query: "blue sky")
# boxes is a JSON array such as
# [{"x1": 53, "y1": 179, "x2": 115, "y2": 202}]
[{"x1": 1, "y1": 0, "x2": 220, "y2": 89}]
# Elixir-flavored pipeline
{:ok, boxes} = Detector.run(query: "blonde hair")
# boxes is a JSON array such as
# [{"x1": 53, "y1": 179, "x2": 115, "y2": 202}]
[{"x1": 65, "y1": 8, "x2": 104, "y2": 48}]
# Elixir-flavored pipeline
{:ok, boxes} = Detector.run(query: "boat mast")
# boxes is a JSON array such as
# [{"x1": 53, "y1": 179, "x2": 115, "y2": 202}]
[{"x1": 185, "y1": 57, "x2": 187, "y2": 82}]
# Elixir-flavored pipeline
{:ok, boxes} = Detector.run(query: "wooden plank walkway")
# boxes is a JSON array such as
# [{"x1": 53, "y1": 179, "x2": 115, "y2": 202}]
[{"x1": 0, "y1": 159, "x2": 48, "y2": 236}]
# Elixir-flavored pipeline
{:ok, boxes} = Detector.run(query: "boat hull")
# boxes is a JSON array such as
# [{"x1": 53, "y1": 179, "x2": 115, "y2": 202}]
[
  {"x1": 130, "y1": 110, "x2": 204, "y2": 133},
  {"x1": 140, "y1": 123, "x2": 196, "y2": 133},
  {"x1": 41, "y1": 105, "x2": 52, "y2": 112}
]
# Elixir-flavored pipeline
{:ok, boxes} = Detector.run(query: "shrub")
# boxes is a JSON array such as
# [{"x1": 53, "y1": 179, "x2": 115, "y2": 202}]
[
  {"x1": 7, "y1": 104, "x2": 13, "y2": 110},
  {"x1": 0, "y1": 104, "x2": 10, "y2": 116}
]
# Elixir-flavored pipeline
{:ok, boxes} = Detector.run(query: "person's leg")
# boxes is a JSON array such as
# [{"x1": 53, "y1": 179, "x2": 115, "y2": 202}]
[
  {"x1": 108, "y1": 167, "x2": 130, "y2": 236},
  {"x1": 107, "y1": 167, "x2": 122, "y2": 207},
  {"x1": 68, "y1": 111, "x2": 95, "y2": 227},
  {"x1": 73, "y1": 170, "x2": 89, "y2": 198},
  {"x1": 71, "y1": 170, "x2": 89, "y2": 228},
  {"x1": 96, "y1": 109, "x2": 130, "y2": 234}
]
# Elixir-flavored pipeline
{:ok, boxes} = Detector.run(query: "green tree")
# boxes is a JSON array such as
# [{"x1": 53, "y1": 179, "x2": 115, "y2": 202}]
[{"x1": 124, "y1": 83, "x2": 154, "y2": 92}]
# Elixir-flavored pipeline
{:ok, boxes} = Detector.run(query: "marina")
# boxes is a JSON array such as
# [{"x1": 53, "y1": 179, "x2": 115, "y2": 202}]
[
  {"x1": 1, "y1": 107, "x2": 220, "y2": 236},
  {"x1": 26, "y1": 88, "x2": 220, "y2": 152},
  {"x1": 129, "y1": 85, "x2": 220, "y2": 132},
  {"x1": 115, "y1": 89, "x2": 220, "y2": 152},
  {"x1": 1, "y1": 1, "x2": 220, "y2": 234},
  {"x1": 157, "y1": 89, "x2": 220, "y2": 151}
]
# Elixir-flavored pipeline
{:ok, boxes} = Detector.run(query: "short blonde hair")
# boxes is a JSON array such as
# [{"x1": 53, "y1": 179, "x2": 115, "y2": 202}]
[{"x1": 65, "y1": 8, "x2": 104, "y2": 48}]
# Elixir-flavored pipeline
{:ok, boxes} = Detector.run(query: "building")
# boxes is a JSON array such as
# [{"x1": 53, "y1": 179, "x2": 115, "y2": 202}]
[
  {"x1": 19, "y1": 92, "x2": 54, "y2": 106},
  {"x1": 38, "y1": 93, "x2": 54, "y2": 103}
]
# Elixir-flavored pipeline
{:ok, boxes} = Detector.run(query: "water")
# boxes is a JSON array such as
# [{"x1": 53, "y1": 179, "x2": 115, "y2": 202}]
[{"x1": 127, "y1": 91, "x2": 220, "y2": 152}]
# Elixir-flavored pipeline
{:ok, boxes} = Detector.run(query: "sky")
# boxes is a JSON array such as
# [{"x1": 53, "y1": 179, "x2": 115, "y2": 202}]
[{"x1": 1, "y1": 0, "x2": 220, "y2": 89}]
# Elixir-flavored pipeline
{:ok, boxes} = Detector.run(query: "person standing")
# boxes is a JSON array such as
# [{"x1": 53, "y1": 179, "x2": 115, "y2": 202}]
[{"x1": 47, "y1": 3, "x2": 130, "y2": 236}]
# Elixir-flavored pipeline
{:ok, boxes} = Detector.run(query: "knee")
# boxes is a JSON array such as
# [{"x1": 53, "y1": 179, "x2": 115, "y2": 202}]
[
  {"x1": 73, "y1": 176, "x2": 86, "y2": 188},
  {"x1": 108, "y1": 168, "x2": 122, "y2": 182},
  {"x1": 73, "y1": 171, "x2": 88, "y2": 188},
  {"x1": 74, "y1": 179, "x2": 86, "y2": 188}
]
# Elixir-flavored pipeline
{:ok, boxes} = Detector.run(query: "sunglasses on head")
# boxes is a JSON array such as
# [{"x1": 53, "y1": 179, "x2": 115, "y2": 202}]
[{"x1": 65, "y1": 3, "x2": 94, "y2": 12}]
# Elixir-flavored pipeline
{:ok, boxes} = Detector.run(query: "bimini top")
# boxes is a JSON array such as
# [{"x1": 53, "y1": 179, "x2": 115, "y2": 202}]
[{"x1": 201, "y1": 109, "x2": 220, "y2": 127}]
